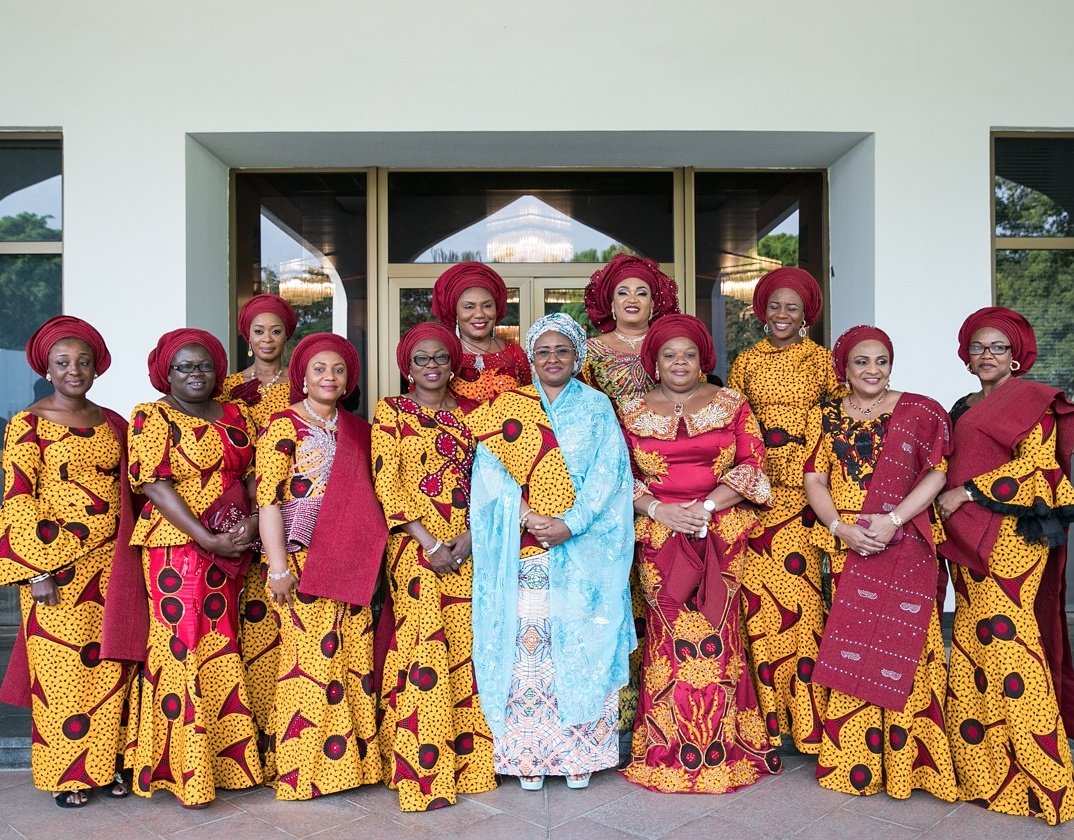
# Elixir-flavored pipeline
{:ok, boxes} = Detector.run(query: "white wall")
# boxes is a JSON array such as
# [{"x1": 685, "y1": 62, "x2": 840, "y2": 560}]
[{"x1": 2, "y1": 0, "x2": 1074, "y2": 411}]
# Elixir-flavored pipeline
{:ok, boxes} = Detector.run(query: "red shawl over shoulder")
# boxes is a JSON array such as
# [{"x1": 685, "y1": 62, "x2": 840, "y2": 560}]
[
  {"x1": 814, "y1": 394, "x2": 951, "y2": 711},
  {"x1": 940, "y1": 376, "x2": 1074, "y2": 732}
]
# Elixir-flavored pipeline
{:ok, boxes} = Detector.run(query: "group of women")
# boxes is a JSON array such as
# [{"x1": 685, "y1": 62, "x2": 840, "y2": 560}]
[{"x1": 0, "y1": 256, "x2": 1072, "y2": 826}]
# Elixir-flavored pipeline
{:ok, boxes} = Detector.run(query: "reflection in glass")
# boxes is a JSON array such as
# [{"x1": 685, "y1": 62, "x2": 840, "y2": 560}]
[
  {"x1": 694, "y1": 171, "x2": 824, "y2": 382},
  {"x1": 0, "y1": 254, "x2": 61, "y2": 422},
  {"x1": 389, "y1": 171, "x2": 674, "y2": 264},
  {"x1": 399, "y1": 288, "x2": 520, "y2": 343},
  {"x1": 542, "y1": 288, "x2": 595, "y2": 338},
  {"x1": 996, "y1": 249, "x2": 1074, "y2": 397},
  {"x1": 994, "y1": 137, "x2": 1074, "y2": 238},
  {"x1": 0, "y1": 140, "x2": 62, "y2": 241}
]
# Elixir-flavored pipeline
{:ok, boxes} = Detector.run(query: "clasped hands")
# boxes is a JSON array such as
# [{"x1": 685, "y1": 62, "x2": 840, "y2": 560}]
[
  {"x1": 652, "y1": 499, "x2": 712, "y2": 536},
  {"x1": 428, "y1": 531, "x2": 472, "y2": 575},
  {"x1": 198, "y1": 514, "x2": 260, "y2": 559},
  {"x1": 522, "y1": 510, "x2": 572, "y2": 550},
  {"x1": 838, "y1": 512, "x2": 899, "y2": 556}
]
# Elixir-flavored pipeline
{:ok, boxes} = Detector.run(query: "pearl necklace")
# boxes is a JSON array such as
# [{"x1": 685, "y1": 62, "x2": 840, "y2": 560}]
[
  {"x1": 846, "y1": 388, "x2": 888, "y2": 416},
  {"x1": 614, "y1": 330, "x2": 647, "y2": 350},
  {"x1": 250, "y1": 367, "x2": 283, "y2": 397},
  {"x1": 302, "y1": 398, "x2": 338, "y2": 432}
]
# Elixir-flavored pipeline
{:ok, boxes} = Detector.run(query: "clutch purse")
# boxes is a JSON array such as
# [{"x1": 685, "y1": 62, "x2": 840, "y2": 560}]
[{"x1": 197, "y1": 481, "x2": 253, "y2": 578}]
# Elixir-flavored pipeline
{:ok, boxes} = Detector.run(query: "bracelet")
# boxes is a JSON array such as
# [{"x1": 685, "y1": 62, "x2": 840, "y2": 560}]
[
  {"x1": 646, "y1": 499, "x2": 660, "y2": 519},
  {"x1": 267, "y1": 568, "x2": 291, "y2": 581},
  {"x1": 964, "y1": 487, "x2": 974, "y2": 501},
  {"x1": 828, "y1": 518, "x2": 841, "y2": 535},
  {"x1": 888, "y1": 511, "x2": 903, "y2": 527},
  {"x1": 28, "y1": 571, "x2": 51, "y2": 584},
  {"x1": 519, "y1": 509, "x2": 532, "y2": 528},
  {"x1": 426, "y1": 539, "x2": 444, "y2": 556}
]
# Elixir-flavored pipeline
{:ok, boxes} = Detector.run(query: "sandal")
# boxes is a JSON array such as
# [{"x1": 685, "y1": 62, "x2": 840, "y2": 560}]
[
  {"x1": 519, "y1": 775, "x2": 544, "y2": 791},
  {"x1": 566, "y1": 773, "x2": 591, "y2": 789},
  {"x1": 53, "y1": 790, "x2": 90, "y2": 808},
  {"x1": 99, "y1": 771, "x2": 130, "y2": 799}
]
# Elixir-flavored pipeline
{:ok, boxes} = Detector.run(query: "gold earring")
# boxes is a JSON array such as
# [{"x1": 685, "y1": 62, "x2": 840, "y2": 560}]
[
  {"x1": 799, "y1": 323, "x2": 809, "y2": 338},
  {"x1": 247, "y1": 348, "x2": 253, "y2": 358},
  {"x1": 1010, "y1": 360, "x2": 1021, "y2": 372},
  {"x1": 407, "y1": 374, "x2": 414, "y2": 384},
  {"x1": 763, "y1": 324, "x2": 770, "y2": 335}
]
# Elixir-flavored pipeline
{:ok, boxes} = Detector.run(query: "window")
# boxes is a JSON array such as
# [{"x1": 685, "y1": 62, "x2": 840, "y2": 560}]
[{"x1": 993, "y1": 134, "x2": 1074, "y2": 396}]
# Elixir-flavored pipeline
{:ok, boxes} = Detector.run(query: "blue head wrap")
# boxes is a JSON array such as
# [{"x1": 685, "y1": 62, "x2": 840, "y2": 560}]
[{"x1": 524, "y1": 313, "x2": 587, "y2": 374}]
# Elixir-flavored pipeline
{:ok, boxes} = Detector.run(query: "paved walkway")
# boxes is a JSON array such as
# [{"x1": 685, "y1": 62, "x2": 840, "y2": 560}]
[{"x1": 1, "y1": 750, "x2": 1069, "y2": 839}]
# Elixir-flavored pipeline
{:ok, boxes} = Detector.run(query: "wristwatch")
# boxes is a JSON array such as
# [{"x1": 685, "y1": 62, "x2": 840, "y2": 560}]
[{"x1": 702, "y1": 499, "x2": 716, "y2": 513}]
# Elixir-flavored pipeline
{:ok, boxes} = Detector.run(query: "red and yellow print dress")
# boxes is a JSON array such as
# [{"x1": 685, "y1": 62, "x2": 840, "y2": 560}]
[
  {"x1": 255, "y1": 409, "x2": 381, "y2": 800},
  {"x1": 0, "y1": 412, "x2": 129, "y2": 793},
  {"x1": 371, "y1": 396, "x2": 497, "y2": 811},
  {"x1": 450, "y1": 342, "x2": 531, "y2": 413},
  {"x1": 125, "y1": 400, "x2": 262, "y2": 806},
  {"x1": 219, "y1": 370, "x2": 291, "y2": 778},
  {"x1": 620, "y1": 390, "x2": 782, "y2": 794},
  {"x1": 944, "y1": 399, "x2": 1074, "y2": 825},
  {"x1": 727, "y1": 337, "x2": 840, "y2": 754},
  {"x1": 805, "y1": 400, "x2": 957, "y2": 801}
]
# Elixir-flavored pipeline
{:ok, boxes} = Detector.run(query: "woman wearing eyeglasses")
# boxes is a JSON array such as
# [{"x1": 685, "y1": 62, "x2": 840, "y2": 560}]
[
  {"x1": 468, "y1": 314, "x2": 635, "y2": 792},
  {"x1": 121, "y1": 329, "x2": 262, "y2": 807},
  {"x1": 936, "y1": 307, "x2": 1074, "y2": 825},
  {"x1": 372, "y1": 322, "x2": 496, "y2": 811}
]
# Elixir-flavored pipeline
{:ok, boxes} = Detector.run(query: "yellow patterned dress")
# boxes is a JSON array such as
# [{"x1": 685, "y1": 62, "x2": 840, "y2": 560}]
[
  {"x1": 805, "y1": 401, "x2": 958, "y2": 801},
  {"x1": 255, "y1": 409, "x2": 381, "y2": 800},
  {"x1": 372, "y1": 396, "x2": 497, "y2": 811},
  {"x1": 944, "y1": 399, "x2": 1074, "y2": 825},
  {"x1": 580, "y1": 336, "x2": 655, "y2": 736},
  {"x1": 0, "y1": 413, "x2": 129, "y2": 794},
  {"x1": 220, "y1": 370, "x2": 292, "y2": 778},
  {"x1": 126, "y1": 400, "x2": 262, "y2": 806},
  {"x1": 727, "y1": 338, "x2": 839, "y2": 753},
  {"x1": 620, "y1": 391, "x2": 782, "y2": 793}
]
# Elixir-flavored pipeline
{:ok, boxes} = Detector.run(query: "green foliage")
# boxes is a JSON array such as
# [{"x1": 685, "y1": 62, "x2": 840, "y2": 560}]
[
  {"x1": 0, "y1": 212, "x2": 61, "y2": 242},
  {"x1": 0, "y1": 214, "x2": 61, "y2": 350},
  {"x1": 570, "y1": 243, "x2": 634, "y2": 263},
  {"x1": 757, "y1": 233, "x2": 799, "y2": 269},
  {"x1": 995, "y1": 177, "x2": 1072, "y2": 237}
]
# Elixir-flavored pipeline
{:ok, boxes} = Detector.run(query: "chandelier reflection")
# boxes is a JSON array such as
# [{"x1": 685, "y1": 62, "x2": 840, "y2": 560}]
[
  {"x1": 279, "y1": 268, "x2": 334, "y2": 306},
  {"x1": 486, "y1": 196, "x2": 574, "y2": 263}
]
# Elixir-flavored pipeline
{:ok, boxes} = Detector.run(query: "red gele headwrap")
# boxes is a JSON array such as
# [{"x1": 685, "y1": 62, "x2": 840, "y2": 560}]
[
  {"x1": 237, "y1": 293, "x2": 298, "y2": 340},
  {"x1": 25, "y1": 315, "x2": 112, "y2": 377},
  {"x1": 957, "y1": 306, "x2": 1037, "y2": 376},
  {"x1": 584, "y1": 254, "x2": 680, "y2": 334},
  {"x1": 640, "y1": 314, "x2": 717, "y2": 380},
  {"x1": 832, "y1": 325, "x2": 894, "y2": 384},
  {"x1": 147, "y1": 328, "x2": 228, "y2": 396},
  {"x1": 288, "y1": 333, "x2": 361, "y2": 404},
  {"x1": 396, "y1": 322, "x2": 462, "y2": 377},
  {"x1": 430, "y1": 262, "x2": 508, "y2": 326},
  {"x1": 752, "y1": 266, "x2": 823, "y2": 327}
]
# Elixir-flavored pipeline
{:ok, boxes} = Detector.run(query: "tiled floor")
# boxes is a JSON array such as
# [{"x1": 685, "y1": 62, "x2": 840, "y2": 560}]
[{"x1": 0, "y1": 752, "x2": 1069, "y2": 839}]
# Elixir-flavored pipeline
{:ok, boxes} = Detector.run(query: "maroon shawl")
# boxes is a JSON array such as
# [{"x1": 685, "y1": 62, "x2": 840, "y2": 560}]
[
  {"x1": 814, "y1": 394, "x2": 951, "y2": 711},
  {"x1": 297, "y1": 410, "x2": 387, "y2": 606},
  {"x1": 941, "y1": 377, "x2": 1074, "y2": 731},
  {"x1": 2, "y1": 410, "x2": 139, "y2": 706}
]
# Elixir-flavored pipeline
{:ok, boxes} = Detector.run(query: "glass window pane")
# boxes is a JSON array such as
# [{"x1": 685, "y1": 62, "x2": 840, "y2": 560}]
[
  {"x1": 0, "y1": 140, "x2": 62, "y2": 241},
  {"x1": 542, "y1": 287, "x2": 596, "y2": 337},
  {"x1": 995, "y1": 137, "x2": 1074, "y2": 237},
  {"x1": 234, "y1": 172, "x2": 368, "y2": 413},
  {"x1": 388, "y1": 172, "x2": 674, "y2": 264},
  {"x1": 693, "y1": 171, "x2": 824, "y2": 382},
  {"x1": 0, "y1": 254, "x2": 62, "y2": 422},
  {"x1": 399, "y1": 287, "x2": 520, "y2": 340},
  {"x1": 996, "y1": 249, "x2": 1074, "y2": 396}
]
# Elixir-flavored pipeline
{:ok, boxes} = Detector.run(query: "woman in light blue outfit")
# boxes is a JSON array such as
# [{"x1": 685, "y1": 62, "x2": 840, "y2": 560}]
[{"x1": 468, "y1": 313, "x2": 636, "y2": 791}]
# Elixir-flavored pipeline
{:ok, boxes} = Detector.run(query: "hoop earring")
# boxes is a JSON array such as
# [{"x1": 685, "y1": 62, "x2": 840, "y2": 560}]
[
  {"x1": 448, "y1": 372, "x2": 455, "y2": 380},
  {"x1": 763, "y1": 324, "x2": 770, "y2": 335},
  {"x1": 1010, "y1": 360, "x2": 1021, "y2": 372},
  {"x1": 302, "y1": 381, "x2": 308, "y2": 394},
  {"x1": 799, "y1": 323, "x2": 809, "y2": 338}
]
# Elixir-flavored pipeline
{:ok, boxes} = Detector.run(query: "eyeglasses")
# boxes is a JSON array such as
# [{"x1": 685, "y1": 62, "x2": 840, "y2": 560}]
[
  {"x1": 170, "y1": 361, "x2": 215, "y2": 374},
  {"x1": 532, "y1": 347, "x2": 575, "y2": 362},
  {"x1": 967, "y1": 342, "x2": 1012, "y2": 356},
  {"x1": 411, "y1": 352, "x2": 452, "y2": 368}
]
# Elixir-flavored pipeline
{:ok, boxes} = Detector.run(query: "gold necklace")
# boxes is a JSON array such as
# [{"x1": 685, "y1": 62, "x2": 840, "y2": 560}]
[
  {"x1": 249, "y1": 366, "x2": 283, "y2": 396},
  {"x1": 846, "y1": 388, "x2": 888, "y2": 416}
]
